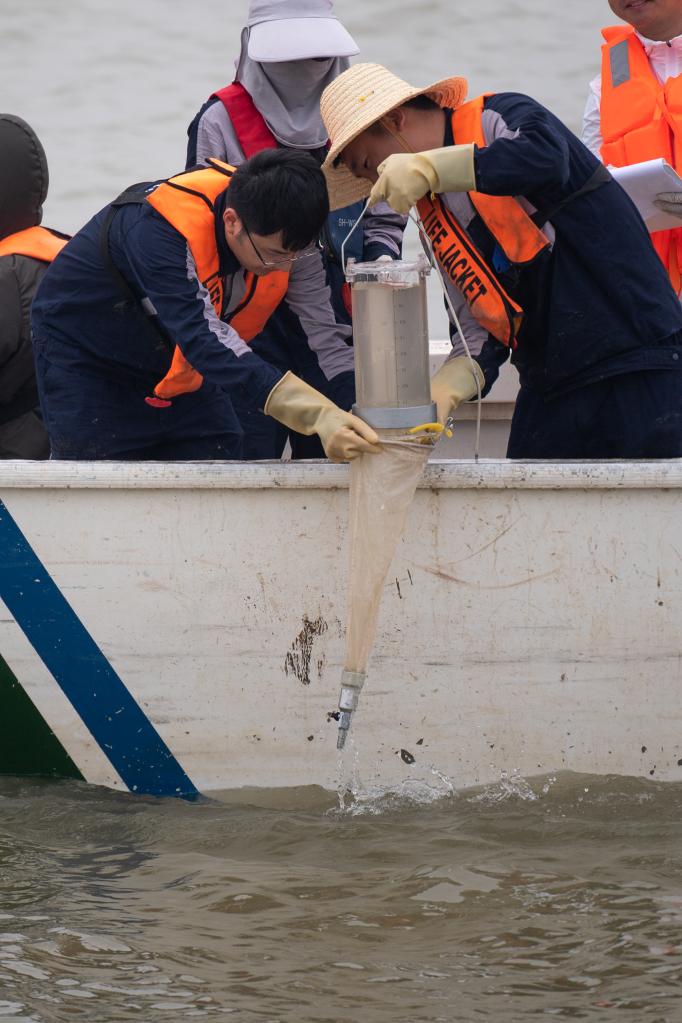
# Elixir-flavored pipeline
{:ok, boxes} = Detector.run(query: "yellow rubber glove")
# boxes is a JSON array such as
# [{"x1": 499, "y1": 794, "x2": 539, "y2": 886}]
[
  {"x1": 369, "y1": 144, "x2": 476, "y2": 214},
  {"x1": 431, "y1": 356, "x2": 485, "y2": 425},
  {"x1": 265, "y1": 372, "x2": 382, "y2": 462}
]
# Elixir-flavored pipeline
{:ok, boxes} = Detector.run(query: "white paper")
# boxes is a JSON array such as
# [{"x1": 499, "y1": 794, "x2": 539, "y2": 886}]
[{"x1": 611, "y1": 158, "x2": 682, "y2": 232}]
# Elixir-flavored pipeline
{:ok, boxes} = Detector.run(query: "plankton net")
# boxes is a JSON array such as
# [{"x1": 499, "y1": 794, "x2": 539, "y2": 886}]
[{"x1": 336, "y1": 256, "x2": 439, "y2": 748}]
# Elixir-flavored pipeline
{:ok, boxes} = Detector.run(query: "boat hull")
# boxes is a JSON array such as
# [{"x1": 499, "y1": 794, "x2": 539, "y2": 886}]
[{"x1": 1, "y1": 459, "x2": 681, "y2": 797}]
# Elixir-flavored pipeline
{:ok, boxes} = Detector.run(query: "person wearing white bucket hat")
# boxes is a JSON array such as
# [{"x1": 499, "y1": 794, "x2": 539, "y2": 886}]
[
  {"x1": 185, "y1": 1, "x2": 405, "y2": 460},
  {"x1": 320, "y1": 63, "x2": 682, "y2": 459}
]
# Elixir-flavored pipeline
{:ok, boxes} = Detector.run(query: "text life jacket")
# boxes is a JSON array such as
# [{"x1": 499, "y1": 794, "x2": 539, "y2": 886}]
[
  {"x1": 143, "y1": 158, "x2": 288, "y2": 404},
  {"x1": 416, "y1": 95, "x2": 551, "y2": 346},
  {"x1": 599, "y1": 23, "x2": 682, "y2": 292},
  {"x1": 0, "y1": 225, "x2": 68, "y2": 262}
]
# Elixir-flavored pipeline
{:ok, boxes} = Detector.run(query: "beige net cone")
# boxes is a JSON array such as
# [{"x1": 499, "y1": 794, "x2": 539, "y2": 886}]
[{"x1": 344, "y1": 434, "x2": 431, "y2": 676}]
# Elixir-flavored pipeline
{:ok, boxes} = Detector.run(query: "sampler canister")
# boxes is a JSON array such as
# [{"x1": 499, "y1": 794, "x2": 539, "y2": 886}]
[{"x1": 346, "y1": 256, "x2": 436, "y2": 430}]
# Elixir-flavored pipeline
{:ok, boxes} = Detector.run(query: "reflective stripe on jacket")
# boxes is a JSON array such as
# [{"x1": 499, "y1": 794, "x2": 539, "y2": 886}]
[
  {"x1": 0, "y1": 226, "x2": 67, "y2": 263},
  {"x1": 599, "y1": 23, "x2": 682, "y2": 291},
  {"x1": 417, "y1": 95, "x2": 550, "y2": 346},
  {"x1": 145, "y1": 159, "x2": 288, "y2": 401}
]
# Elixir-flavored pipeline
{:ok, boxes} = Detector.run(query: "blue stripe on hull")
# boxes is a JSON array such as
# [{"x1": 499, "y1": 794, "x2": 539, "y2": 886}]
[{"x1": 0, "y1": 499, "x2": 198, "y2": 799}]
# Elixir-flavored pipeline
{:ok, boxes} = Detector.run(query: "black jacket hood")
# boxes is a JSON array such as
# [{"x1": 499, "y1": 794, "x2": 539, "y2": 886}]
[{"x1": 0, "y1": 114, "x2": 49, "y2": 240}]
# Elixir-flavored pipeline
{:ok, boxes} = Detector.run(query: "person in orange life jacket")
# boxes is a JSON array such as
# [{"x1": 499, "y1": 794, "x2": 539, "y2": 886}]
[
  {"x1": 30, "y1": 149, "x2": 381, "y2": 462},
  {"x1": 186, "y1": 0, "x2": 405, "y2": 459},
  {"x1": 0, "y1": 114, "x2": 68, "y2": 459},
  {"x1": 582, "y1": 0, "x2": 682, "y2": 296},
  {"x1": 320, "y1": 63, "x2": 682, "y2": 458}
]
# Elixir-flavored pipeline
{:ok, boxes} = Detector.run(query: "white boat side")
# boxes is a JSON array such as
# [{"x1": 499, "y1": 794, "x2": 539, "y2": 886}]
[{"x1": 0, "y1": 457, "x2": 681, "y2": 797}]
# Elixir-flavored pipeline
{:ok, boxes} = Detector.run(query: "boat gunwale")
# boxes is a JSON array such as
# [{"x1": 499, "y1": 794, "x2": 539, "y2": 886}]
[{"x1": 0, "y1": 459, "x2": 681, "y2": 490}]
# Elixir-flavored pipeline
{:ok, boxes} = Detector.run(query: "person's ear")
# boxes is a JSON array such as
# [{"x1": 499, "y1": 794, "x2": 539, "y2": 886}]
[
  {"x1": 385, "y1": 107, "x2": 407, "y2": 133},
  {"x1": 223, "y1": 207, "x2": 241, "y2": 239}
]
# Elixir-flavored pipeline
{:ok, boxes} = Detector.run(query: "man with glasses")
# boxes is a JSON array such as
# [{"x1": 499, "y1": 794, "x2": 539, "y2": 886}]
[{"x1": 30, "y1": 149, "x2": 380, "y2": 462}]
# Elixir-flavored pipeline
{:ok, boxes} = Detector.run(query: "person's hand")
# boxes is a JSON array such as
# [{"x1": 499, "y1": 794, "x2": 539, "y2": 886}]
[
  {"x1": 430, "y1": 356, "x2": 484, "y2": 424},
  {"x1": 321, "y1": 414, "x2": 381, "y2": 461},
  {"x1": 654, "y1": 192, "x2": 682, "y2": 220},
  {"x1": 265, "y1": 372, "x2": 382, "y2": 462},
  {"x1": 368, "y1": 153, "x2": 434, "y2": 214},
  {"x1": 368, "y1": 145, "x2": 476, "y2": 214}
]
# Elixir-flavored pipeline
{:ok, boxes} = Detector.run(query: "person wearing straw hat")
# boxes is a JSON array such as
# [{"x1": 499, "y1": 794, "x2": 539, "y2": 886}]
[
  {"x1": 320, "y1": 64, "x2": 682, "y2": 458},
  {"x1": 186, "y1": 1, "x2": 404, "y2": 460}
]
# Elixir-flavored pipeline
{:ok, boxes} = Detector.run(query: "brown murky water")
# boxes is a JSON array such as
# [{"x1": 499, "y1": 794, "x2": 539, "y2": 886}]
[{"x1": 2, "y1": 773, "x2": 682, "y2": 1021}]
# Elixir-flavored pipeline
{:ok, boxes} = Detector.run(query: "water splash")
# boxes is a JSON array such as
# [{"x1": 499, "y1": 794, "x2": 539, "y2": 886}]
[
  {"x1": 468, "y1": 770, "x2": 558, "y2": 806},
  {"x1": 332, "y1": 742, "x2": 456, "y2": 816}
]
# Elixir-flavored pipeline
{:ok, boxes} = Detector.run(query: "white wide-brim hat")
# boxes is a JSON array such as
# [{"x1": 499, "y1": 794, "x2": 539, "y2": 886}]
[
  {"x1": 247, "y1": 0, "x2": 359, "y2": 62},
  {"x1": 321, "y1": 63, "x2": 468, "y2": 210}
]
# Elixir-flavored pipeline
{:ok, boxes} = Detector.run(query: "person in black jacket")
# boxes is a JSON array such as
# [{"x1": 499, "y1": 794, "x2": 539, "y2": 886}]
[{"x1": 0, "y1": 114, "x2": 68, "y2": 459}]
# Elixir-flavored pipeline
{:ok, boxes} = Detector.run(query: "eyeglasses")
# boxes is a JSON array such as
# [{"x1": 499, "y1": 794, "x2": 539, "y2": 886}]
[{"x1": 242, "y1": 222, "x2": 321, "y2": 267}]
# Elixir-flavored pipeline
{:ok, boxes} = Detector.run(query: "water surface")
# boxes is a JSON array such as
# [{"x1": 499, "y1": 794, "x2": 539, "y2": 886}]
[{"x1": 1, "y1": 773, "x2": 682, "y2": 1021}]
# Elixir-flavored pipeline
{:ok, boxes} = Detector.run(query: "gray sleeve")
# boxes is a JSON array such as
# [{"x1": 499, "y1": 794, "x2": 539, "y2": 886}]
[
  {"x1": 480, "y1": 107, "x2": 521, "y2": 146},
  {"x1": 362, "y1": 201, "x2": 406, "y2": 258},
  {"x1": 194, "y1": 104, "x2": 246, "y2": 167},
  {"x1": 442, "y1": 280, "x2": 489, "y2": 362},
  {"x1": 285, "y1": 251, "x2": 354, "y2": 381}
]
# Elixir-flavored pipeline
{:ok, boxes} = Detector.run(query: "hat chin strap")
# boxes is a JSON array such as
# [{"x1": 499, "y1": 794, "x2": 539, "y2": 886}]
[{"x1": 378, "y1": 115, "x2": 415, "y2": 154}]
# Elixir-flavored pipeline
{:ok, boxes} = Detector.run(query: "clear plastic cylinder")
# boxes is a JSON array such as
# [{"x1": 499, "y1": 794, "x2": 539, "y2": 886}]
[{"x1": 346, "y1": 256, "x2": 436, "y2": 429}]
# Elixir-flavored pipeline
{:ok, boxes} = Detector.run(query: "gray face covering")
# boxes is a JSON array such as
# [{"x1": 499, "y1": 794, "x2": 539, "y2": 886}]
[{"x1": 236, "y1": 29, "x2": 349, "y2": 149}]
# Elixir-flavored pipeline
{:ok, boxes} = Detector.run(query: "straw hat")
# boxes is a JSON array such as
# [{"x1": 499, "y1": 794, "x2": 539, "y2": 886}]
[{"x1": 320, "y1": 63, "x2": 468, "y2": 210}]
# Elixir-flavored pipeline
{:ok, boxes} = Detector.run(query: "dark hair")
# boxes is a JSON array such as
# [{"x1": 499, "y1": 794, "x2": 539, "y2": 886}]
[
  {"x1": 402, "y1": 94, "x2": 441, "y2": 111},
  {"x1": 359, "y1": 95, "x2": 441, "y2": 143},
  {"x1": 227, "y1": 149, "x2": 329, "y2": 251}
]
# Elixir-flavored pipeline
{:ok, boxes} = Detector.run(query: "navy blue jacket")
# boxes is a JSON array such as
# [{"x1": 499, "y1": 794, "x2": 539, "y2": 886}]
[
  {"x1": 31, "y1": 189, "x2": 283, "y2": 409},
  {"x1": 440, "y1": 93, "x2": 682, "y2": 397}
]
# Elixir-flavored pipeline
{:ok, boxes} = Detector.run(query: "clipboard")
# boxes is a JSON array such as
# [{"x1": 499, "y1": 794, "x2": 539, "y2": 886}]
[{"x1": 611, "y1": 158, "x2": 682, "y2": 231}]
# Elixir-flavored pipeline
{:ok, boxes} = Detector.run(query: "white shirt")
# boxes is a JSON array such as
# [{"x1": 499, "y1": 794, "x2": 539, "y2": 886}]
[{"x1": 581, "y1": 32, "x2": 682, "y2": 157}]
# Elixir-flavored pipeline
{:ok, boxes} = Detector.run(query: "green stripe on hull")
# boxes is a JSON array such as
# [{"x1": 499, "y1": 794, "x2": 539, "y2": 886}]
[{"x1": 0, "y1": 653, "x2": 83, "y2": 780}]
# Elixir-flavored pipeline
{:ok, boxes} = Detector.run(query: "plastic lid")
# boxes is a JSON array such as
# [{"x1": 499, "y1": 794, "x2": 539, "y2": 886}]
[{"x1": 345, "y1": 254, "x2": 431, "y2": 285}]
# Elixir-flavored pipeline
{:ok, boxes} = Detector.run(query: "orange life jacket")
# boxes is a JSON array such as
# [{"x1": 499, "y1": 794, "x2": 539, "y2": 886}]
[
  {"x1": 416, "y1": 95, "x2": 550, "y2": 346},
  {"x1": 144, "y1": 158, "x2": 288, "y2": 403},
  {"x1": 599, "y1": 23, "x2": 682, "y2": 292},
  {"x1": 0, "y1": 225, "x2": 68, "y2": 262}
]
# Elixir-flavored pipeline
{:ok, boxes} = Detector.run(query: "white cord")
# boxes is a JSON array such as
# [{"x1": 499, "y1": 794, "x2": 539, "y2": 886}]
[{"x1": 340, "y1": 197, "x2": 372, "y2": 277}]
